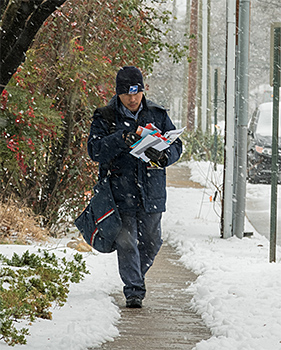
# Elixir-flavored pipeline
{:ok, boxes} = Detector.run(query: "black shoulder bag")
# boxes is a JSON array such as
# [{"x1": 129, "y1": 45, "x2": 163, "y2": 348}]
[{"x1": 74, "y1": 106, "x2": 122, "y2": 253}]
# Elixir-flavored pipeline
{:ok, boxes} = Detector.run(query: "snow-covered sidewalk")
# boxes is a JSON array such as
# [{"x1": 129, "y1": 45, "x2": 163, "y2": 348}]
[{"x1": 1, "y1": 161, "x2": 281, "y2": 350}]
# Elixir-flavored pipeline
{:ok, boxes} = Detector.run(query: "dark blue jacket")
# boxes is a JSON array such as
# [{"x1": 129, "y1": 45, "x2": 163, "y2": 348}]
[{"x1": 87, "y1": 95, "x2": 182, "y2": 213}]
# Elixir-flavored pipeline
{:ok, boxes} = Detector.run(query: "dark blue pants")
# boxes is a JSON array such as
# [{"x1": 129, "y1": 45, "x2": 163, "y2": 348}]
[{"x1": 115, "y1": 210, "x2": 162, "y2": 300}]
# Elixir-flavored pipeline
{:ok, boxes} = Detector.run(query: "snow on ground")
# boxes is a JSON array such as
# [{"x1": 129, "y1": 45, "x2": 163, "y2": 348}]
[
  {"x1": 164, "y1": 161, "x2": 281, "y2": 350},
  {"x1": 0, "y1": 244, "x2": 123, "y2": 350},
  {"x1": 1, "y1": 160, "x2": 281, "y2": 350}
]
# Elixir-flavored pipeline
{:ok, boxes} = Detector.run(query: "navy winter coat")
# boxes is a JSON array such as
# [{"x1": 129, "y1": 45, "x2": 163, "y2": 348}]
[{"x1": 87, "y1": 95, "x2": 182, "y2": 213}]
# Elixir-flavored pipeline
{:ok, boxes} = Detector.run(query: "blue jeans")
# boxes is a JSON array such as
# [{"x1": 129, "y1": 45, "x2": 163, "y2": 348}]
[{"x1": 115, "y1": 210, "x2": 163, "y2": 300}]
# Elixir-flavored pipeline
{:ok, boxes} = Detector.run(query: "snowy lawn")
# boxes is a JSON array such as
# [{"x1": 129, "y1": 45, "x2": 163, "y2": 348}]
[{"x1": 1, "y1": 160, "x2": 280, "y2": 350}]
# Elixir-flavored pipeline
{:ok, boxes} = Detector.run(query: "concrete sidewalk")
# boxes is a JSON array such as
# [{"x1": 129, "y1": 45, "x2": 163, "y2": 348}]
[
  {"x1": 95, "y1": 243, "x2": 210, "y2": 350},
  {"x1": 166, "y1": 165, "x2": 203, "y2": 189},
  {"x1": 92, "y1": 165, "x2": 210, "y2": 350}
]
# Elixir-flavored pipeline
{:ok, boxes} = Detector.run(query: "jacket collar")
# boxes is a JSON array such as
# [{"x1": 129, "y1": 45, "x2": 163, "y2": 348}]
[{"x1": 108, "y1": 94, "x2": 166, "y2": 112}]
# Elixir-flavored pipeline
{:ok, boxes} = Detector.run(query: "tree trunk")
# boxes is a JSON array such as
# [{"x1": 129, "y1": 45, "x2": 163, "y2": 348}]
[
  {"x1": 38, "y1": 88, "x2": 77, "y2": 222},
  {"x1": 0, "y1": 0, "x2": 67, "y2": 93}
]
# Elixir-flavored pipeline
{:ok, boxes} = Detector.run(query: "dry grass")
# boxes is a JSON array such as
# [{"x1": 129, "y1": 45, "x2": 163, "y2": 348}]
[{"x1": 0, "y1": 200, "x2": 50, "y2": 244}]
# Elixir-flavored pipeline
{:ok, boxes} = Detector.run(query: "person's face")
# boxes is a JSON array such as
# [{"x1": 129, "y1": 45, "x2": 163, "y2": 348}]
[{"x1": 119, "y1": 92, "x2": 143, "y2": 112}]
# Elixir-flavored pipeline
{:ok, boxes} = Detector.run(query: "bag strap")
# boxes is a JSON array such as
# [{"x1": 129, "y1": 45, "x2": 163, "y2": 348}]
[
  {"x1": 95, "y1": 106, "x2": 116, "y2": 134},
  {"x1": 95, "y1": 106, "x2": 117, "y2": 178}
]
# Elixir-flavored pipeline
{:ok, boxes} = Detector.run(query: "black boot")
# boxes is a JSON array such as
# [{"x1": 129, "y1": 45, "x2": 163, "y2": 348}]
[{"x1": 126, "y1": 297, "x2": 142, "y2": 308}]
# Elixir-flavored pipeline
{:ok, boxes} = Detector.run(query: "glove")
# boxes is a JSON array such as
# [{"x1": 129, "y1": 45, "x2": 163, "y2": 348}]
[
  {"x1": 144, "y1": 147, "x2": 168, "y2": 167},
  {"x1": 123, "y1": 131, "x2": 142, "y2": 147}
]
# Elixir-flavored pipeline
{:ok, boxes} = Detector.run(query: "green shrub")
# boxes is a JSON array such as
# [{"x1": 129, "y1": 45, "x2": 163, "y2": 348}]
[
  {"x1": 180, "y1": 129, "x2": 224, "y2": 164},
  {"x1": 0, "y1": 249, "x2": 89, "y2": 346}
]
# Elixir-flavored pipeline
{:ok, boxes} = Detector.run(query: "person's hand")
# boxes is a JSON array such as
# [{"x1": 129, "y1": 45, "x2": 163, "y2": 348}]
[
  {"x1": 123, "y1": 131, "x2": 142, "y2": 147},
  {"x1": 144, "y1": 147, "x2": 168, "y2": 167}
]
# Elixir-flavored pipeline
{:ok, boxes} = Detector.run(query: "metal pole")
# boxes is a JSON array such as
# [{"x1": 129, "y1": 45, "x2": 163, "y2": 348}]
[
  {"x1": 233, "y1": 0, "x2": 250, "y2": 239},
  {"x1": 187, "y1": 0, "x2": 199, "y2": 131},
  {"x1": 202, "y1": 0, "x2": 208, "y2": 133},
  {"x1": 270, "y1": 26, "x2": 281, "y2": 263},
  {"x1": 207, "y1": 0, "x2": 212, "y2": 133},
  {"x1": 197, "y1": 0, "x2": 203, "y2": 131},
  {"x1": 213, "y1": 69, "x2": 218, "y2": 171},
  {"x1": 223, "y1": 0, "x2": 236, "y2": 238},
  {"x1": 231, "y1": 0, "x2": 240, "y2": 237}
]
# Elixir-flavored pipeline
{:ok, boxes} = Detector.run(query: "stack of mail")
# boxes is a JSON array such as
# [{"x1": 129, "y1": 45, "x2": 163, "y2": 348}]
[{"x1": 130, "y1": 123, "x2": 185, "y2": 162}]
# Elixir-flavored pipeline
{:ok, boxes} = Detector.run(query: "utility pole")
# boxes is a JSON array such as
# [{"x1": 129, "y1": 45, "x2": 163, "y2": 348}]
[
  {"x1": 213, "y1": 68, "x2": 218, "y2": 170},
  {"x1": 187, "y1": 0, "x2": 198, "y2": 131},
  {"x1": 222, "y1": 0, "x2": 236, "y2": 238},
  {"x1": 207, "y1": 0, "x2": 211, "y2": 133},
  {"x1": 269, "y1": 23, "x2": 281, "y2": 262},
  {"x1": 201, "y1": 0, "x2": 208, "y2": 133},
  {"x1": 181, "y1": 0, "x2": 191, "y2": 128},
  {"x1": 197, "y1": 0, "x2": 202, "y2": 131},
  {"x1": 233, "y1": 0, "x2": 250, "y2": 238},
  {"x1": 170, "y1": 0, "x2": 178, "y2": 123}
]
